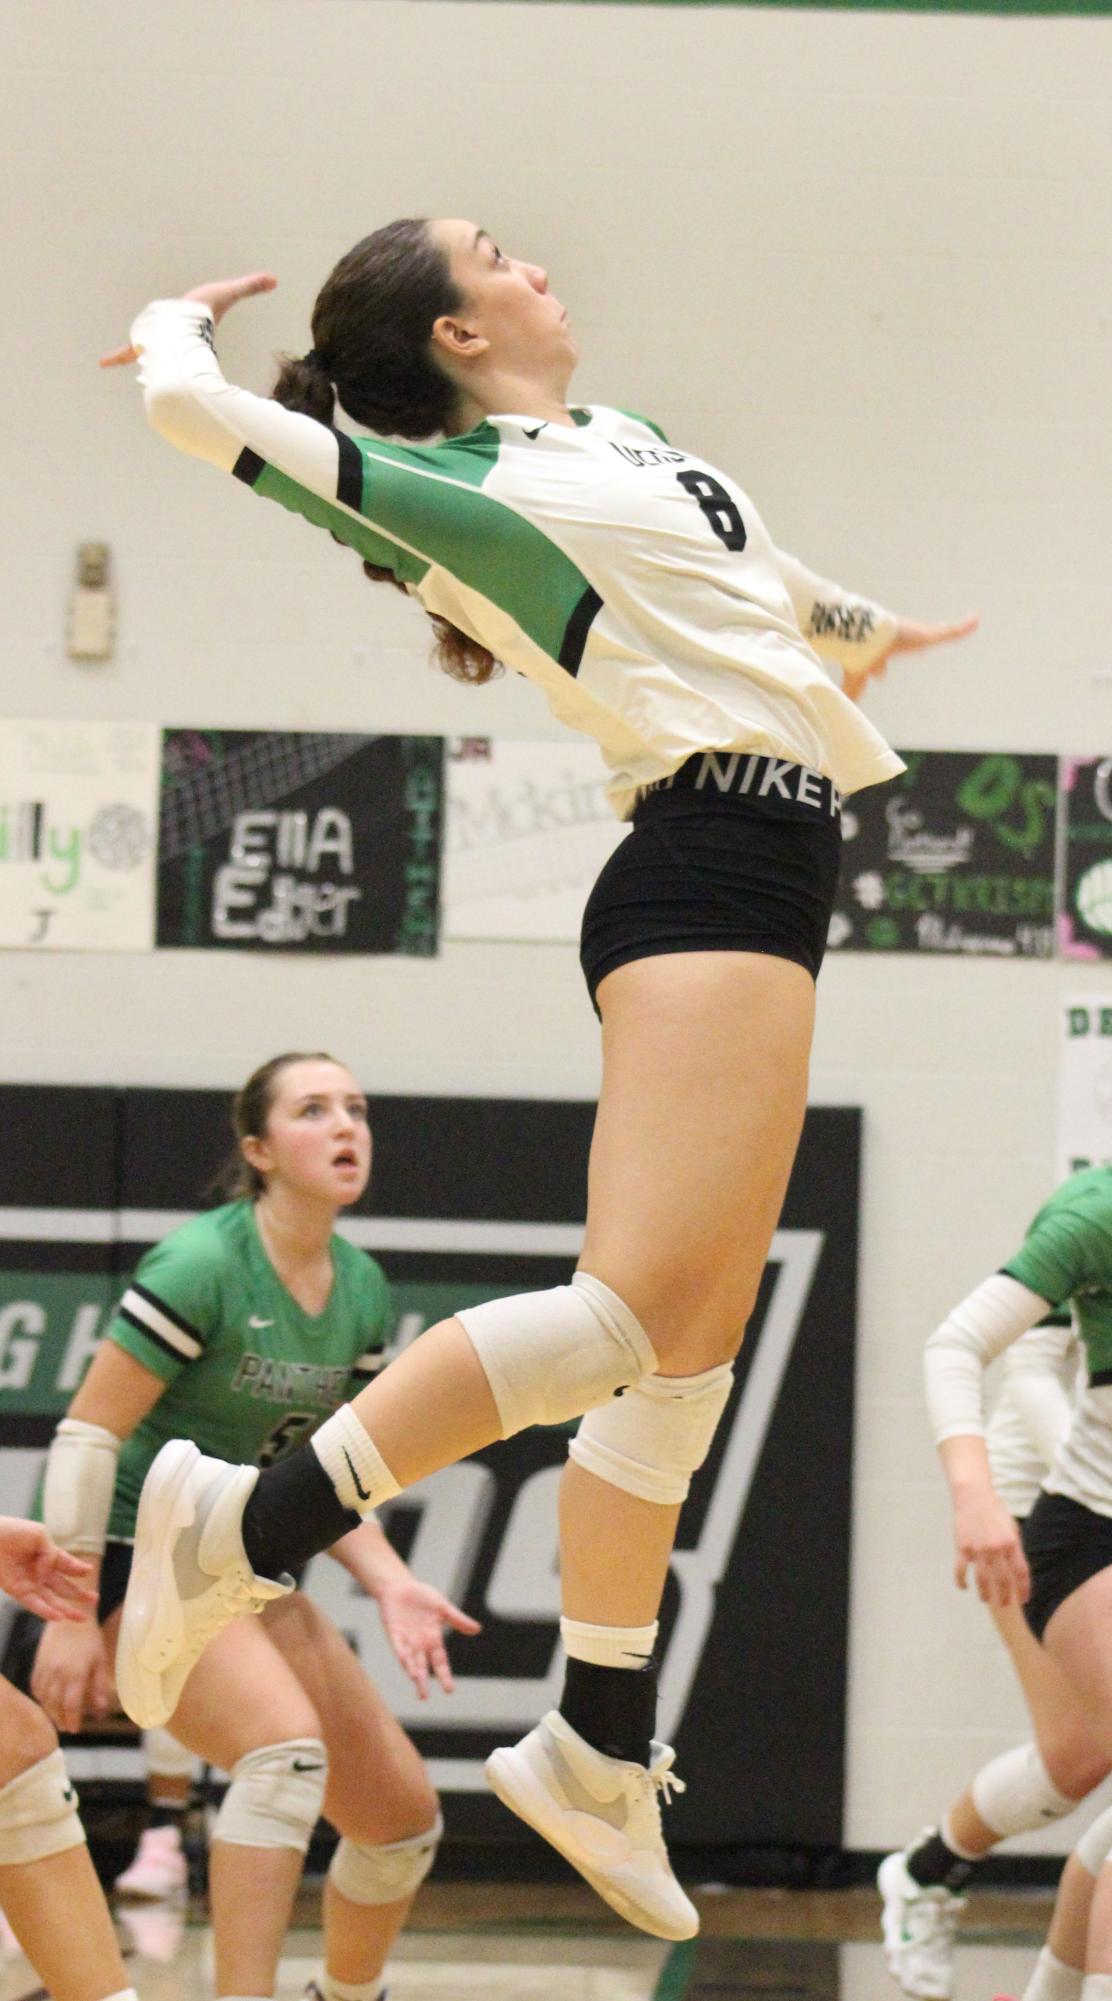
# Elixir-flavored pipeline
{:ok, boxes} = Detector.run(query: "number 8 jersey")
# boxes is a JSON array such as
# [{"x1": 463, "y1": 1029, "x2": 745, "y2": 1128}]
[{"x1": 131, "y1": 300, "x2": 906, "y2": 816}]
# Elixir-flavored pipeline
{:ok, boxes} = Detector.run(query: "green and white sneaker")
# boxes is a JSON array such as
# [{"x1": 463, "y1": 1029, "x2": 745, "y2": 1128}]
[
  {"x1": 878, "y1": 1845, "x2": 967, "y2": 1999},
  {"x1": 117, "y1": 1439, "x2": 291, "y2": 1729},
  {"x1": 485, "y1": 1710, "x2": 698, "y2": 1941}
]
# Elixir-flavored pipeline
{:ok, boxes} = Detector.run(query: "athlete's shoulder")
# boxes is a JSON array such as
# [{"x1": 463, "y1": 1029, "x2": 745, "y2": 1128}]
[
  {"x1": 356, "y1": 422, "x2": 500, "y2": 479},
  {"x1": 597, "y1": 407, "x2": 671, "y2": 445},
  {"x1": 1034, "y1": 1168, "x2": 1112, "y2": 1231},
  {"x1": 136, "y1": 1201, "x2": 246, "y2": 1274}
]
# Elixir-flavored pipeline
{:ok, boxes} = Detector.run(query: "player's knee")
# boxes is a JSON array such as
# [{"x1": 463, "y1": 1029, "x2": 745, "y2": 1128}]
[
  {"x1": 568, "y1": 1362, "x2": 734, "y2": 1505},
  {"x1": 0, "y1": 1685, "x2": 58, "y2": 1786},
  {"x1": 971, "y1": 1742, "x2": 1078, "y2": 1838},
  {"x1": 457, "y1": 1272, "x2": 657, "y2": 1438},
  {"x1": 329, "y1": 1810, "x2": 443, "y2": 1906},
  {"x1": 0, "y1": 1748, "x2": 85, "y2": 1866},
  {"x1": 1041, "y1": 1735, "x2": 1111, "y2": 1804},
  {"x1": 212, "y1": 1737, "x2": 328, "y2": 1854}
]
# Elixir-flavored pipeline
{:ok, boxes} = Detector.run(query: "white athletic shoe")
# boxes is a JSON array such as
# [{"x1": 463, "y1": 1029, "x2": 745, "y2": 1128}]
[
  {"x1": 878, "y1": 1846, "x2": 967, "y2": 1999},
  {"x1": 113, "y1": 1822, "x2": 188, "y2": 1901},
  {"x1": 485, "y1": 1710, "x2": 698, "y2": 1941},
  {"x1": 116, "y1": 1439, "x2": 292, "y2": 1729}
]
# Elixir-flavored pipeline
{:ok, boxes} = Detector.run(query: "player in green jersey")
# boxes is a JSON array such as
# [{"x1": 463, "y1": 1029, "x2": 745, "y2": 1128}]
[
  {"x1": 910, "y1": 1167, "x2": 1112, "y2": 2001},
  {"x1": 104, "y1": 232, "x2": 975, "y2": 1943},
  {"x1": 0, "y1": 1517, "x2": 142, "y2": 2001},
  {"x1": 32, "y1": 1052, "x2": 478, "y2": 2001}
]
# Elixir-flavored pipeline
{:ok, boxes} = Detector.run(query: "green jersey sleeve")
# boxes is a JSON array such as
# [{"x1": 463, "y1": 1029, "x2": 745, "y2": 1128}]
[
  {"x1": 341, "y1": 1248, "x2": 397, "y2": 1390},
  {"x1": 108, "y1": 1223, "x2": 224, "y2": 1387},
  {"x1": 1003, "y1": 1203, "x2": 1100, "y2": 1308}
]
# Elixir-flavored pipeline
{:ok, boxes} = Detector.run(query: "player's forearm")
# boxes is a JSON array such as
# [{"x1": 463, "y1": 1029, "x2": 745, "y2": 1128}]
[
  {"x1": 938, "y1": 1433, "x2": 998, "y2": 1505},
  {"x1": 773, "y1": 549, "x2": 897, "y2": 671},
  {"x1": 328, "y1": 1516, "x2": 410, "y2": 1596},
  {"x1": 130, "y1": 297, "x2": 340, "y2": 497},
  {"x1": 924, "y1": 1274, "x2": 1051, "y2": 1445}
]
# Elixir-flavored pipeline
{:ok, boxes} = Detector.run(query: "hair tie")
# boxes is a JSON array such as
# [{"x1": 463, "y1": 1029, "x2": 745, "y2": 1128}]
[{"x1": 305, "y1": 347, "x2": 330, "y2": 376}]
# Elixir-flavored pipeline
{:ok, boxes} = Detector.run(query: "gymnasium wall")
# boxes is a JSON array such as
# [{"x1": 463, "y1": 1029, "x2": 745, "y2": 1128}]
[{"x1": 2, "y1": 0, "x2": 1110, "y2": 1854}]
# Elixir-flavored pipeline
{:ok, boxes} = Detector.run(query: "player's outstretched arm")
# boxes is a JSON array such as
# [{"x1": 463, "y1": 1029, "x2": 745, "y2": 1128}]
[{"x1": 99, "y1": 272, "x2": 278, "y2": 369}]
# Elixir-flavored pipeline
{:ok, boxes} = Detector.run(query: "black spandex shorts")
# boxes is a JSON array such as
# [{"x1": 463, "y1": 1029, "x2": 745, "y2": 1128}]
[
  {"x1": 99, "y1": 1540, "x2": 134, "y2": 1621},
  {"x1": 579, "y1": 751, "x2": 843, "y2": 1013},
  {"x1": 1022, "y1": 1489, "x2": 1112, "y2": 1639}
]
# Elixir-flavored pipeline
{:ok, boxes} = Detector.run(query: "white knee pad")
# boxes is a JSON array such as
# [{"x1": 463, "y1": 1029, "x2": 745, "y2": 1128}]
[
  {"x1": 143, "y1": 1727, "x2": 197, "y2": 1783},
  {"x1": 568, "y1": 1362, "x2": 734, "y2": 1505},
  {"x1": 329, "y1": 1811, "x2": 443, "y2": 1905},
  {"x1": 971, "y1": 1743, "x2": 1074, "y2": 1839},
  {"x1": 0, "y1": 1749, "x2": 85, "y2": 1865},
  {"x1": 1076, "y1": 1805, "x2": 1112, "y2": 1877},
  {"x1": 457, "y1": 1272, "x2": 658, "y2": 1439},
  {"x1": 212, "y1": 1738, "x2": 328, "y2": 1853}
]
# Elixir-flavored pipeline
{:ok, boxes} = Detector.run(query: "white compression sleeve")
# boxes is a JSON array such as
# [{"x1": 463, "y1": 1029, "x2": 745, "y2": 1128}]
[
  {"x1": 923, "y1": 1274, "x2": 1053, "y2": 1445},
  {"x1": 42, "y1": 1418, "x2": 122, "y2": 1555},
  {"x1": 772, "y1": 549, "x2": 898, "y2": 673},
  {"x1": 1001, "y1": 1323, "x2": 1077, "y2": 1469},
  {"x1": 130, "y1": 299, "x2": 341, "y2": 494}
]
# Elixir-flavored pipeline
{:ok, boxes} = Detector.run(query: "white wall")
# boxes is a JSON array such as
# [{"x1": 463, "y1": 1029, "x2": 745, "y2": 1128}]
[{"x1": 3, "y1": 0, "x2": 1111, "y2": 1851}]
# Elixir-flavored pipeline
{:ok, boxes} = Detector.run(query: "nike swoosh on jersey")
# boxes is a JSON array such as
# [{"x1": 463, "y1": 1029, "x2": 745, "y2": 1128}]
[
  {"x1": 524, "y1": 423, "x2": 547, "y2": 440},
  {"x1": 249, "y1": 1316, "x2": 274, "y2": 1329}
]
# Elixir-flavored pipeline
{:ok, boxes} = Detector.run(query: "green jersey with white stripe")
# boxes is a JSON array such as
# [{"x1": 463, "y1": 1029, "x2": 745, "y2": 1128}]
[
  {"x1": 1003, "y1": 1168, "x2": 1112, "y2": 1516},
  {"x1": 131, "y1": 300, "x2": 905, "y2": 814},
  {"x1": 106, "y1": 1201, "x2": 391, "y2": 1540}
]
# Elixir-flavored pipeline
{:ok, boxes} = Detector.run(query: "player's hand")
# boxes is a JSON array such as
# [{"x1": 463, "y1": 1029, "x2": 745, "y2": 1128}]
[
  {"x1": 374, "y1": 1576, "x2": 481, "y2": 1700},
  {"x1": 99, "y1": 271, "x2": 278, "y2": 370},
  {"x1": 32, "y1": 1621, "x2": 114, "y2": 1734},
  {"x1": 0, "y1": 1519, "x2": 96, "y2": 1621},
  {"x1": 843, "y1": 611, "x2": 979, "y2": 703},
  {"x1": 952, "y1": 1487, "x2": 1030, "y2": 1607}
]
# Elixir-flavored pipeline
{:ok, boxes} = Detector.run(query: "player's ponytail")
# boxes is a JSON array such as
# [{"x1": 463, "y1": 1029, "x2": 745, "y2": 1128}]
[{"x1": 271, "y1": 218, "x2": 498, "y2": 687}]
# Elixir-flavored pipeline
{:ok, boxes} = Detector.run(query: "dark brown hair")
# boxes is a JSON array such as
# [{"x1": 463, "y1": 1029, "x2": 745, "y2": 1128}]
[
  {"x1": 271, "y1": 218, "x2": 498, "y2": 687},
  {"x1": 211, "y1": 1050, "x2": 341, "y2": 1201}
]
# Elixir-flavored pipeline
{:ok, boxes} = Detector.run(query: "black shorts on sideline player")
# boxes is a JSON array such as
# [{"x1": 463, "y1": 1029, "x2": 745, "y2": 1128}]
[
  {"x1": 579, "y1": 750, "x2": 843, "y2": 1013},
  {"x1": 1022, "y1": 1488, "x2": 1112, "y2": 1640}
]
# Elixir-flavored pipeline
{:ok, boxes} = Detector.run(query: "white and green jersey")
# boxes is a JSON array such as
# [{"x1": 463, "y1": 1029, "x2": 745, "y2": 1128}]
[
  {"x1": 131, "y1": 299, "x2": 905, "y2": 816},
  {"x1": 1002, "y1": 1171, "x2": 1112, "y2": 1517},
  {"x1": 105, "y1": 1200, "x2": 391, "y2": 1540}
]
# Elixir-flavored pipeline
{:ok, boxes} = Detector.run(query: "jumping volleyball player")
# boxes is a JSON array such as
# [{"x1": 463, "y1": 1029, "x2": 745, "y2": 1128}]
[
  {"x1": 0, "y1": 1517, "x2": 142, "y2": 2001},
  {"x1": 102, "y1": 227, "x2": 976, "y2": 1940},
  {"x1": 32, "y1": 1053, "x2": 477, "y2": 2001},
  {"x1": 917, "y1": 1165, "x2": 1112, "y2": 2001}
]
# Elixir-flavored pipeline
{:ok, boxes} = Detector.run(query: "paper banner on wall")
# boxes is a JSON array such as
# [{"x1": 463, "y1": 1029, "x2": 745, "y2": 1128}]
[
  {"x1": 1058, "y1": 757, "x2": 1112, "y2": 960},
  {"x1": 156, "y1": 730, "x2": 443, "y2": 955},
  {"x1": 0, "y1": 719, "x2": 159, "y2": 951},
  {"x1": 828, "y1": 749, "x2": 1057, "y2": 957},
  {"x1": 443, "y1": 737, "x2": 627, "y2": 942},
  {"x1": 1057, "y1": 995, "x2": 1112, "y2": 1178}
]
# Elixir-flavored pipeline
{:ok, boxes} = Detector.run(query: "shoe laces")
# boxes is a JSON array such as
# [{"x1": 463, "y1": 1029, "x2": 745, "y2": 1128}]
[{"x1": 639, "y1": 1747, "x2": 687, "y2": 1812}]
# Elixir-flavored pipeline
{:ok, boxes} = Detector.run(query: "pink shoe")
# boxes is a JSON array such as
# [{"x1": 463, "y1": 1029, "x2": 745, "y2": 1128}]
[{"x1": 113, "y1": 1823, "x2": 188, "y2": 1901}]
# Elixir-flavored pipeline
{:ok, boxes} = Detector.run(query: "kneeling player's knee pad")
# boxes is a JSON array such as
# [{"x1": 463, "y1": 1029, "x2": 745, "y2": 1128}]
[
  {"x1": 0, "y1": 1749, "x2": 85, "y2": 1864},
  {"x1": 971, "y1": 1743, "x2": 1074, "y2": 1839},
  {"x1": 1076, "y1": 1805, "x2": 1112, "y2": 1877},
  {"x1": 329, "y1": 1811, "x2": 443, "y2": 1905},
  {"x1": 568, "y1": 1362, "x2": 734, "y2": 1505},
  {"x1": 212, "y1": 1738, "x2": 328, "y2": 1853},
  {"x1": 457, "y1": 1272, "x2": 657, "y2": 1438}
]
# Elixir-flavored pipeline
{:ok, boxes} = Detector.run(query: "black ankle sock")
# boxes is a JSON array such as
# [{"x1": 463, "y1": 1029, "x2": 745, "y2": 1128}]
[
  {"x1": 148, "y1": 1801, "x2": 188, "y2": 1832},
  {"x1": 906, "y1": 1829, "x2": 974, "y2": 1891},
  {"x1": 559, "y1": 1656, "x2": 658, "y2": 1768},
  {"x1": 241, "y1": 1445, "x2": 359, "y2": 1579}
]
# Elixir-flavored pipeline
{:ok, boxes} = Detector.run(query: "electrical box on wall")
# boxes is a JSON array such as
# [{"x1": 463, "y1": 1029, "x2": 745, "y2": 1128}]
[{"x1": 67, "y1": 543, "x2": 115, "y2": 662}]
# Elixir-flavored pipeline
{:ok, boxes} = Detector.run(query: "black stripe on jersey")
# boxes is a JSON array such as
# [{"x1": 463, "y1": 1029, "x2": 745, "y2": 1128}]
[
  {"x1": 1089, "y1": 1368, "x2": 1112, "y2": 1388},
  {"x1": 233, "y1": 447, "x2": 267, "y2": 487},
  {"x1": 558, "y1": 586, "x2": 603, "y2": 676},
  {"x1": 130, "y1": 1281, "x2": 204, "y2": 1346},
  {"x1": 118, "y1": 1305, "x2": 192, "y2": 1365},
  {"x1": 332, "y1": 431, "x2": 364, "y2": 512},
  {"x1": 351, "y1": 1352, "x2": 386, "y2": 1379}
]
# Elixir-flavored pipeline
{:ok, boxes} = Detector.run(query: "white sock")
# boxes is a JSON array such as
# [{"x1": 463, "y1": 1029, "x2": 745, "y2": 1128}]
[
  {"x1": 561, "y1": 1616, "x2": 659, "y2": 1669},
  {"x1": 318, "y1": 1977, "x2": 387, "y2": 2001},
  {"x1": 310, "y1": 1405, "x2": 400, "y2": 1514},
  {"x1": 1079, "y1": 1977, "x2": 1112, "y2": 2001},
  {"x1": 1024, "y1": 1950, "x2": 1084, "y2": 2001},
  {"x1": 102, "y1": 1991, "x2": 141, "y2": 2001}
]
